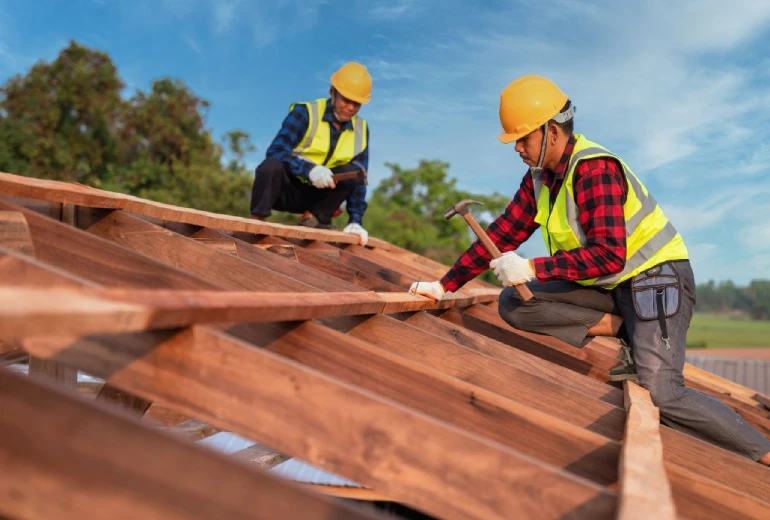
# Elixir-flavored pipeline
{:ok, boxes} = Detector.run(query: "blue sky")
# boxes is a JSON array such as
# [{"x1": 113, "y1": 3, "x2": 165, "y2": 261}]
[{"x1": 2, "y1": 0, "x2": 770, "y2": 284}]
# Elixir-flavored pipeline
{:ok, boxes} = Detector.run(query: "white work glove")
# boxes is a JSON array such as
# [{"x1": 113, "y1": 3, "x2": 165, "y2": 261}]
[
  {"x1": 308, "y1": 165, "x2": 335, "y2": 189},
  {"x1": 343, "y1": 223, "x2": 368, "y2": 246},
  {"x1": 408, "y1": 280, "x2": 446, "y2": 301},
  {"x1": 489, "y1": 251, "x2": 535, "y2": 286}
]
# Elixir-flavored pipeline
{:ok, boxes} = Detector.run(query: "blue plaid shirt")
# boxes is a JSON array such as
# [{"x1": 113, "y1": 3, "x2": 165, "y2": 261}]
[{"x1": 266, "y1": 98, "x2": 369, "y2": 225}]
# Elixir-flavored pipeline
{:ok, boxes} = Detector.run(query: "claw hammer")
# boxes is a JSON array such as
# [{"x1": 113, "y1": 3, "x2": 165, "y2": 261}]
[{"x1": 444, "y1": 199, "x2": 533, "y2": 301}]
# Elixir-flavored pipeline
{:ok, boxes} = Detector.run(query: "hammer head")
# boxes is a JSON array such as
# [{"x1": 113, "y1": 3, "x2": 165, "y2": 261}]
[{"x1": 443, "y1": 199, "x2": 483, "y2": 220}]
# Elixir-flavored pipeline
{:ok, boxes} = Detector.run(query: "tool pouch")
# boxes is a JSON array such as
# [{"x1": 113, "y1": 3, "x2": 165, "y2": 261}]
[{"x1": 631, "y1": 262, "x2": 681, "y2": 321}]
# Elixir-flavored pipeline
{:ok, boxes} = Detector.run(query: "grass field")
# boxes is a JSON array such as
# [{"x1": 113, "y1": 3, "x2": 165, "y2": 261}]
[{"x1": 687, "y1": 313, "x2": 770, "y2": 348}]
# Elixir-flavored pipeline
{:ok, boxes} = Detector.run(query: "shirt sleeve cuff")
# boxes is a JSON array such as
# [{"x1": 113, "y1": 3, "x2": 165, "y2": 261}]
[
  {"x1": 439, "y1": 275, "x2": 457, "y2": 293},
  {"x1": 532, "y1": 256, "x2": 554, "y2": 281}
]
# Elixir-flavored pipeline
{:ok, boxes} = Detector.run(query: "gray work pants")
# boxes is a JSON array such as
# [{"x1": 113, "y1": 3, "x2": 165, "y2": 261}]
[{"x1": 498, "y1": 260, "x2": 770, "y2": 461}]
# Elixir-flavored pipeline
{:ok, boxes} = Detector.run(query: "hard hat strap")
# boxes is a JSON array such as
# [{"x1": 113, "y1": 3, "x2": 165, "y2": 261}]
[{"x1": 531, "y1": 122, "x2": 549, "y2": 175}]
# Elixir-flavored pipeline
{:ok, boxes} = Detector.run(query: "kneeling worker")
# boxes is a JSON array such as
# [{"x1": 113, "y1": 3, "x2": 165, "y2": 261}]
[
  {"x1": 409, "y1": 74, "x2": 770, "y2": 465},
  {"x1": 250, "y1": 62, "x2": 371, "y2": 245}
]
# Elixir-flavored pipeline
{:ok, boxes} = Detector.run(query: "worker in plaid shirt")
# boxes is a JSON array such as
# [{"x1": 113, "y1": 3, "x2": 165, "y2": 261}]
[
  {"x1": 410, "y1": 75, "x2": 770, "y2": 465},
  {"x1": 250, "y1": 62, "x2": 371, "y2": 246}
]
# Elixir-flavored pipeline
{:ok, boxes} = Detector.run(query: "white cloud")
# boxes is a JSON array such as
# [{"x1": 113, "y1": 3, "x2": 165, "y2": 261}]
[
  {"x1": 371, "y1": 0, "x2": 415, "y2": 19},
  {"x1": 214, "y1": 0, "x2": 242, "y2": 33},
  {"x1": 182, "y1": 34, "x2": 202, "y2": 54}
]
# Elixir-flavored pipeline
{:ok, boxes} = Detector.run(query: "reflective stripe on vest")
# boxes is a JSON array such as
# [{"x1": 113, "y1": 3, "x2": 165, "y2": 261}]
[
  {"x1": 533, "y1": 134, "x2": 688, "y2": 288},
  {"x1": 291, "y1": 98, "x2": 367, "y2": 169}
]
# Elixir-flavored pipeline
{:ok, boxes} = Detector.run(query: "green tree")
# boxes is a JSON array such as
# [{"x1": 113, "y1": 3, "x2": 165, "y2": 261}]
[
  {"x1": 364, "y1": 160, "x2": 509, "y2": 267},
  {"x1": 0, "y1": 41, "x2": 123, "y2": 185}
]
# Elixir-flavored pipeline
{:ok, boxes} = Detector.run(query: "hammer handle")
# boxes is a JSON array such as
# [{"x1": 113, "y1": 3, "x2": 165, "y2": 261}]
[
  {"x1": 331, "y1": 172, "x2": 361, "y2": 182},
  {"x1": 464, "y1": 215, "x2": 534, "y2": 302}
]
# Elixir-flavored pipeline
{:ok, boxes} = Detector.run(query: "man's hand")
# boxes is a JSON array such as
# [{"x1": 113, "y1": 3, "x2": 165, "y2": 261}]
[
  {"x1": 309, "y1": 165, "x2": 335, "y2": 189},
  {"x1": 343, "y1": 223, "x2": 368, "y2": 246},
  {"x1": 489, "y1": 251, "x2": 535, "y2": 286},
  {"x1": 408, "y1": 280, "x2": 446, "y2": 301}
]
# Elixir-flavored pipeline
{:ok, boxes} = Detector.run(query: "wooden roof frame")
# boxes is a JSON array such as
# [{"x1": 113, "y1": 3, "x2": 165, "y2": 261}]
[{"x1": 1, "y1": 171, "x2": 769, "y2": 520}]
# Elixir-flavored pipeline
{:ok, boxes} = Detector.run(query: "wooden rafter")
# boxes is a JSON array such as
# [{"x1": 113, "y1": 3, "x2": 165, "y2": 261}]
[
  {"x1": 618, "y1": 381, "x2": 676, "y2": 520},
  {"x1": 0, "y1": 367, "x2": 385, "y2": 520}
]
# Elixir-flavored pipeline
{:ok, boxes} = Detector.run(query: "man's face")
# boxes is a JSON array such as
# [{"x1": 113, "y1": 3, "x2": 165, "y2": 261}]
[
  {"x1": 332, "y1": 91, "x2": 361, "y2": 122},
  {"x1": 514, "y1": 128, "x2": 544, "y2": 167}
]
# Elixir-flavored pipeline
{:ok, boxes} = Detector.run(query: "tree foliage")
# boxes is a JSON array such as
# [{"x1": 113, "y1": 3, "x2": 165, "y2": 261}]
[{"x1": 0, "y1": 41, "x2": 252, "y2": 216}]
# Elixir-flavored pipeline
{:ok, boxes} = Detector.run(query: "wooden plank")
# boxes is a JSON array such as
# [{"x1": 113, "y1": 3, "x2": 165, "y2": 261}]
[
  {"x1": 121, "y1": 192, "x2": 361, "y2": 244},
  {"x1": 186, "y1": 227, "x2": 366, "y2": 293},
  {"x1": 0, "y1": 366, "x2": 385, "y2": 520},
  {"x1": 229, "y1": 319, "x2": 621, "y2": 486},
  {"x1": 321, "y1": 314, "x2": 625, "y2": 440},
  {"x1": 0, "y1": 171, "x2": 363, "y2": 244},
  {"x1": 0, "y1": 211, "x2": 35, "y2": 256},
  {"x1": 83, "y1": 210, "x2": 319, "y2": 293},
  {"x1": 0, "y1": 245, "x2": 100, "y2": 289},
  {"x1": 96, "y1": 385, "x2": 153, "y2": 416},
  {"x1": 464, "y1": 304, "x2": 619, "y2": 376},
  {"x1": 618, "y1": 381, "x2": 676, "y2": 520},
  {"x1": 0, "y1": 171, "x2": 128, "y2": 208},
  {"x1": 401, "y1": 311, "x2": 623, "y2": 406},
  {"x1": 307, "y1": 242, "x2": 414, "y2": 287},
  {"x1": 666, "y1": 463, "x2": 770, "y2": 520},
  {"x1": 0, "y1": 198, "x2": 222, "y2": 290},
  {"x1": 22, "y1": 326, "x2": 617, "y2": 520},
  {"x1": 439, "y1": 307, "x2": 609, "y2": 379},
  {"x1": 0, "y1": 286, "x2": 386, "y2": 338},
  {"x1": 659, "y1": 427, "x2": 770, "y2": 503},
  {"x1": 0, "y1": 195, "x2": 63, "y2": 220},
  {"x1": 164, "y1": 419, "x2": 220, "y2": 441},
  {"x1": 0, "y1": 212, "x2": 79, "y2": 387},
  {"x1": 241, "y1": 234, "x2": 405, "y2": 292},
  {"x1": 28, "y1": 356, "x2": 77, "y2": 389},
  {"x1": 344, "y1": 244, "x2": 442, "y2": 281},
  {"x1": 231, "y1": 444, "x2": 289, "y2": 469},
  {"x1": 434, "y1": 307, "x2": 770, "y2": 503}
]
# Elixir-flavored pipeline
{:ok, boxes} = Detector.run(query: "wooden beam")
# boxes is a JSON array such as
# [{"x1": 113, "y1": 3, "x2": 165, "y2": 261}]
[
  {"x1": 0, "y1": 286, "x2": 386, "y2": 338},
  {"x1": 28, "y1": 356, "x2": 77, "y2": 389},
  {"x1": 410, "y1": 309, "x2": 770, "y2": 504},
  {"x1": 95, "y1": 384, "x2": 152, "y2": 417},
  {"x1": 0, "y1": 211, "x2": 35, "y2": 256},
  {"x1": 22, "y1": 326, "x2": 617, "y2": 520},
  {"x1": 229, "y1": 319, "x2": 621, "y2": 485},
  {"x1": 400, "y1": 311, "x2": 623, "y2": 406},
  {"x1": 0, "y1": 366, "x2": 385, "y2": 520},
  {"x1": 618, "y1": 381, "x2": 676, "y2": 520},
  {"x1": 82, "y1": 210, "x2": 320, "y2": 293},
  {"x1": 665, "y1": 462, "x2": 770, "y2": 520},
  {"x1": 0, "y1": 171, "x2": 365, "y2": 244},
  {"x1": 0, "y1": 198, "x2": 221, "y2": 290},
  {"x1": 321, "y1": 314, "x2": 625, "y2": 441},
  {"x1": 439, "y1": 307, "x2": 609, "y2": 379},
  {"x1": 185, "y1": 227, "x2": 367, "y2": 293},
  {"x1": 231, "y1": 444, "x2": 289, "y2": 469},
  {"x1": 164, "y1": 419, "x2": 220, "y2": 441},
  {"x1": 241, "y1": 234, "x2": 405, "y2": 292}
]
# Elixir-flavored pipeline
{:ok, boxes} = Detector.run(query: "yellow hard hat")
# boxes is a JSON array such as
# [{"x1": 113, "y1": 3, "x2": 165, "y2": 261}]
[
  {"x1": 498, "y1": 75, "x2": 569, "y2": 144},
  {"x1": 330, "y1": 62, "x2": 372, "y2": 104}
]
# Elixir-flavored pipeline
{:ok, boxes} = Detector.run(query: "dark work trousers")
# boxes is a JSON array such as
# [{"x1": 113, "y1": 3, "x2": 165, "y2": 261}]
[
  {"x1": 250, "y1": 158, "x2": 359, "y2": 225},
  {"x1": 498, "y1": 259, "x2": 770, "y2": 461}
]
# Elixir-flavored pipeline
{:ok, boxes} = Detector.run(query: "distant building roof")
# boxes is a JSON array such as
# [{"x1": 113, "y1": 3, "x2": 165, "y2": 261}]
[{"x1": 686, "y1": 354, "x2": 770, "y2": 395}]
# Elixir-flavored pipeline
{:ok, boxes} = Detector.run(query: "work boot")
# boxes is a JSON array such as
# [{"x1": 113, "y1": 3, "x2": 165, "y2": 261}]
[
  {"x1": 608, "y1": 339, "x2": 637, "y2": 382},
  {"x1": 297, "y1": 212, "x2": 335, "y2": 230}
]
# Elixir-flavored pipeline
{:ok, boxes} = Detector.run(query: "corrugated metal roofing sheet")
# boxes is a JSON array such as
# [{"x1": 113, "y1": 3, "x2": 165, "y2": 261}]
[
  {"x1": 197, "y1": 431, "x2": 364, "y2": 487},
  {"x1": 686, "y1": 355, "x2": 770, "y2": 395}
]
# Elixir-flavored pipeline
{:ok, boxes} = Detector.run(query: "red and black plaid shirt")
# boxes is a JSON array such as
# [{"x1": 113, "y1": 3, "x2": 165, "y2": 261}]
[{"x1": 440, "y1": 134, "x2": 628, "y2": 292}]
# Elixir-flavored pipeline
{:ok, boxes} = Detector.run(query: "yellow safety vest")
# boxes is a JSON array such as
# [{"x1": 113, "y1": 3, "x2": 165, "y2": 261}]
[
  {"x1": 533, "y1": 134, "x2": 688, "y2": 288},
  {"x1": 291, "y1": 98, "x2": 368, "y2": 169}
]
